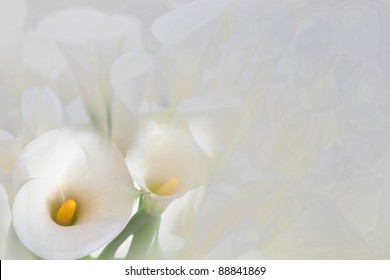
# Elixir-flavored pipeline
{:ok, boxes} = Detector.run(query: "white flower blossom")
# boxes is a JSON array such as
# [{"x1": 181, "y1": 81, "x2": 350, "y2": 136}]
[
  {"x1": 35, "y1": 6, "x2": 143, "y2": 142},
  {"x1": 12, "y1": 127, "x2": 138, "y2": 259},
  {"x1": 126, "y1": 122, "x2": 211, "y2": 215},
  {"x1": 2, "y1": 0, "x2": 390, "y2": 260},
  {"x1": 150, "y1": 0, "x2": 390, "y2": 260},
  {"x1": 0, "y1": 183, "x2": 11, "y2": 258}
]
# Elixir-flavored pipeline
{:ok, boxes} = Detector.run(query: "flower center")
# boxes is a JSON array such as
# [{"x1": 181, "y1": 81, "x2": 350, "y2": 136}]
[
  {"x1": 150, "y1": 177, "x2": 179, "y2": 196},
  {"x1": 55, "y1": 199, "x2": 77, "y2": 226}
]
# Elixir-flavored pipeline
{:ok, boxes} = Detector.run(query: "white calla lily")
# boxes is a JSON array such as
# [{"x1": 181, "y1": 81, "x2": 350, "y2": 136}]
[
  {"x1": 126, "y1": 123, "x2": 211, "y2": 215},
  {"x1": 12, "y1": 127, "x2": 138, "y2": 259},
  {"x1": 36, "y1": 7, "x2": 143, "y2": 134}
]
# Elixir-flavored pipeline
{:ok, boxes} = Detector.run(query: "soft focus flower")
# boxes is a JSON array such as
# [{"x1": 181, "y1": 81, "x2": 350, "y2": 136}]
[
  {"x1": 0, "y1": 182, "x2": 11, "y2": 258},
  {"x1": 149, "y1": 0, "x2": 390, "y2": 260},
  {"x1": 12, "y1": 127, "x2": 138, "y2": 259},
  {"x1": 126, "y1": 122, "x2": 211, "y2": 215},
  {"x1": 2, "y1": 0, "x2": 390, "y2": 260},
  {"x1": 35, "y1": 6, "x2": 143, "y2": 142},
  {"x1": 0, "y1": 0, "x2": 26, "y2": 47}
]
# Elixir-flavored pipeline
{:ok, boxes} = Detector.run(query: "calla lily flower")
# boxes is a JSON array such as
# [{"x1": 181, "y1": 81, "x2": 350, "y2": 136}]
[
  {"x1": 12, "y1": 127, "x2": 138, "y2": 259},
  {"x1": 36, "y1": 7, "x2": 143, "y2": 135},
  {"x1": 126, "y1": 122, "x2": 211, "y2": 215}
]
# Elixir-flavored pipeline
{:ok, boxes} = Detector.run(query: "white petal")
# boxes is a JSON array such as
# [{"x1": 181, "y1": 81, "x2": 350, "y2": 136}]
[
  {"x1": 201, "y1": 226, "x2": 262, "y2": 260},
  {"x1": 158, "y1": 188, "x2": 204, "y2": 252},
  {"x1": 64, "y1": 97, "x2": 91, "y2": 126},
  {"x1": 0, "y1": 131, "x2": 16, "y2": 169},
  {"x1": 13, "y1": 177, "x2": 133, "y2": 259},
  {"x1": 0, "y1": 183, "x2": 11, "y2": 239},
  {"x1": 22, "y1": 35, "x2": 68, "y2": 79},
  {"x1": 154, "y1": 30, "x2": 214, "y2": 103},
  {"x1": 36, "y1": 7, "x2": 107, "y2": 44},
  {"x1": 179, "y1": 105, "x2": 248, "y2": 160},
  {"x1": 13, "y1": 126, "x2": 136, "y2": 193},
  {"x1": 12, "y1": 179, "x2": 65, "y2": 257},
  {"x1": 0, "y1": 135, "x2": 24, "y2": 170},
  {"x1": 37, "y1": 10, "x2": 143, "y2": 132},
  {"x1": 3, "y1": 225, "x2": 36, "y2": 259},
  {"x1": 263, "y1": 200, "x2": 357, "y2": 259},
  {"x1": 126, "y1": 123, "x2": 210, "y2": 195},
  {"x1": 89, "y1": 15, "x2": 142, "y2": 45},
  {"x1": 111, "y1": 51, "x2": 153, "y2": 113},
  {"x1": 12, "y1": 127, "x2": 137, "y2": 259},
  {"x1": 21, "y1": 87, "x2": 63, "y2": 135},
  {"x1": 0, "y1": 130, "x2": 13, "y2": 141},
  {"x1": 188, "y1": 117, "x2": 217, "y2": 157},
  {"x1": 152, "y1": 0, "x2": 229, "y2": 46},
  {"x1": 110, "y1": 96, "x2": 139, "y2": 154},
  {"x1": 0, "y1": 0, "x2": 26, "y2": 46},
  {"x1": 0, "y1": 169, "x2": 12, "y2": 200},
  {"x1": 13, "y1": 127, "x2": 84, "y2": 194},
  {"x1": 151, "y1": 0, "x2": 231, "y2": 104},
  {"x1": 177, "y1": 93, "x2": 243, "y2": 113}
]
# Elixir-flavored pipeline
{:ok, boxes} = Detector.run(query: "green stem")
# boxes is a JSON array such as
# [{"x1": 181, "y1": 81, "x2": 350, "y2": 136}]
[
  {"x1": 126, "y1": 215, "x2": 161, "y2": 259},
  {"x1": 98, "y1": 208, "x2": 153, "y2": 260}
]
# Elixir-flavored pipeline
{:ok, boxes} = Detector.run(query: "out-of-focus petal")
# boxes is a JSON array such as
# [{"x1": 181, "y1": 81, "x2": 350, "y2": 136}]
[
  {"x1": 152, "y1": 0, "x2": 229, "y2": 46},
  {"x1": 21, "y1": 87, "x2": 63, "y2": 135},
  {"x1": 177, "y1": 93, "x2": 242, "y2": 113},
  {"x1": 158, "y1": 188, "x2": 204, "y2": 253},
  {"x1": 0, "y1": 183, "x2": 11, "y2": 240},
  {"x1": 110, "y1": 96, "x2": 139, "y2": 154},
  {"x1": 22, "y1": 34, "x2": 68, "y2": 80},
  {"x1": 0, "y1": 0, "x2": 27, "y2": 46},
  {"x1": 36, "y1": 7, "x2": 107, "y2": 44},
  {"x1": 36, "y1": 7, "x2": 143, "y2": 133},
  {"x1": 111, "y1": 51, "x2": 153, "y2": 114}
]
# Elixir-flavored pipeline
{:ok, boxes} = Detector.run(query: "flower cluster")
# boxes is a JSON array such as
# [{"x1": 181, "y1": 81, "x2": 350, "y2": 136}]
[{"x1": 2, "y1": 0, "x2": 390, "y2": 260}]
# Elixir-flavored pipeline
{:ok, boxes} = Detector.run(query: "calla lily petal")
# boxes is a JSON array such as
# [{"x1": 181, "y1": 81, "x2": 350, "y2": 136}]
[
  {"x1": 21, "y1": 87, "x2": 63, "y2": 135},
  {"x1": 36, "y1": 7, "x2": 107, "y2": 44},
  {"x1": 151, "y1": 0, "x2": 229, "y2": 46},
  {"x1": 127, "y1": 123, "x2": 209, "y2": 194},
  {"x1": 0, "y1": 183, "x2": 11, "y2": 240},
  {"x1": 0, "y1": 0, "x2": 26, "y2": 46},
  {"x1": 126, "y1": 123, "x2": 211, "y2": 214},
  {"x1": 12, "y1": 127, "x2": 138, "y2": 259}
]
